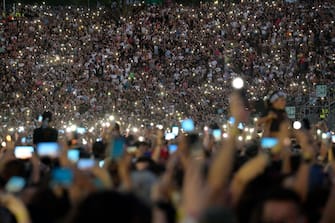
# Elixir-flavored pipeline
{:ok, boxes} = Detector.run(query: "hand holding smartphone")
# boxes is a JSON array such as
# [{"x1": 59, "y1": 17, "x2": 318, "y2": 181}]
[
  {"x1": 168, "y1": 144, "x2": 178, "y2": 154},
  {"x1": 77, "y1": 158, "x2": 96, "y2": 170},
  {"x1": 51, "y1": 168, "x2": 74, "y2": 187},
  {"x1": 5, "y1": 176, "x2": 26, "y2": 193},
  {"x1": 212, "y1": 129, "x2": 222, "y2": 142},
  {"x1": 14, "y1": 146, "x2": 34, "y2": 159},
  {"x1": 181, "y1": 119, "x2": 195, "y2": 133},
  {"x1": 261, "y1": 137, "x2": 278, "y2": 149},
  {"x1": 67, "y1": 149, "x2": 80, "y2": 163},
  {"x1": 36, "y1": 142, "x2": 60, "y2": 158}
]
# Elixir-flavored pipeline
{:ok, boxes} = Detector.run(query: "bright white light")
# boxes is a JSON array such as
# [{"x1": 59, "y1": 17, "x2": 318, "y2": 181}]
[
  {"x1": 156, "y1": 124, "x2": 163, "y2": 130},
  {"x1": 223, "y1": 133, "x2": 228, "y2": 138},
  {"x1": 70, "y1": 125, "x2": 77, "y2": 132},
  {"x1": 133, "y1": 127, "x2": 138, "y2": 133},
  {"x1": 321, "y1": 133, "x2": 328, "y2": 139},
  {"x1": 6, "y1": 135, "x2": 11, "y2": 142},
  {"x1": 238, "y1": 136, "x2": 243, "y2": 141},
  {"x1": 293, "y1": 121, "x2": 302, "y2": 130},
  {"x1": 232, "y1": 77, "x2": 244, "y2": 89},
  {"x1": 1, "y1": 142, "x2": 6, "y2": 147},
  {"x1": 138, "y1": 136, "x2": 145, "y2": 142},
  {"x1": 82, "y1": 138, "x2": 87, "y2": 145},
  {"x1": 18, "y1": 126, "x2": 24, "y2": 133},
  {"x1": 109, "y1": 115, "x2": 115, "y2": 121}
]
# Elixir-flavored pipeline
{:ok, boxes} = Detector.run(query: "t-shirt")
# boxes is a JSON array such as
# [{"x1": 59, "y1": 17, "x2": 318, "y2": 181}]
[{"x1": 263, "y1": 108, "x2": 288, "y2": 132}]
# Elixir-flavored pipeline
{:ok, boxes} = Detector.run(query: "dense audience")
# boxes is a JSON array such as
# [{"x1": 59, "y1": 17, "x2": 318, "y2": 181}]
[
  {"x1": 0, "y1": 1, "x2": 335, "y2": 223},
  {"x1": 0, "y1": 0, "x2": 334, "y2": 137}
]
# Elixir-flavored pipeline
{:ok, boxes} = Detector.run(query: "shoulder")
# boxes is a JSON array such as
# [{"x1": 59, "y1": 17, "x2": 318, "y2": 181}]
[{"x1": 34, "y1": 127, "x2": 42, "y2": 133}]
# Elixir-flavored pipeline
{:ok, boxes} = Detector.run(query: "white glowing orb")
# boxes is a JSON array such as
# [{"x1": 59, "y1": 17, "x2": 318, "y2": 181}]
[{"x1": 232, "y1": 77, "x2": 244, "y2": 89}]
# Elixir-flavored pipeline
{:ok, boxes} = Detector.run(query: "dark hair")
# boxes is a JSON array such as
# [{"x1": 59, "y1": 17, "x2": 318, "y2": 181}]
[
  {"x1": 250, "y1": 187, "x2": 303, "y2": 223},
  {"x1": 42, "y1": 111, "x2": 53, "y2": 122},
  {"x1": 66, "y1": 190, "x2": 151, "y2": 223},
  {"x1": 0, "y1": 159, "x2": 28, "y2": 184},
  {"x1": 266, "y1": 90, "x2": 286, "y2": 108},
  {"x1": 92, "y1": 141, "x2": 106, "y2": 159},
  {"x1": 28, "y1": 187, "x2": 71, "y2": 223}
]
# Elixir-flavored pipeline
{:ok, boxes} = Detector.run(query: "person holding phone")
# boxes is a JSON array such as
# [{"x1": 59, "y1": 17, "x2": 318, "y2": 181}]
[
  {"x1": 33, "y1": 111, "x2": 58, "y2": 145},
  {"x1": 257, "y1": 90, "x2": 289, "y2": 138}
]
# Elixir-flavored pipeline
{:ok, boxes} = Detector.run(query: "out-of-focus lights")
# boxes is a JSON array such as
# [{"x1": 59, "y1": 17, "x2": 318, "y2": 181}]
[
  {"x1": 6, "y1": 135, "x2": 11, "y2": 142},
  {"x1": 232, "y1": 77, "x2": 244, "y2": 89},
  {"x1": 293, "y1": 121, "x2": 302, "y2": 130}
]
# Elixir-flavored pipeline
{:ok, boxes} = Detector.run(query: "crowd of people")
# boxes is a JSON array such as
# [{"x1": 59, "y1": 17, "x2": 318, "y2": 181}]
[
  {"x1": 0, "y1": 0, "x2": 335, "y2": 222},
  {"x1": 0, "y1": 0, "x2": 334, "y2": 138}
]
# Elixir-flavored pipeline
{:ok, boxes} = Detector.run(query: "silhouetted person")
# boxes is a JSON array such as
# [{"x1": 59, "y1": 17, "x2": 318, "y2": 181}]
[{"x1": 33, "y1": 111, "x2": 58, "y2": 145}]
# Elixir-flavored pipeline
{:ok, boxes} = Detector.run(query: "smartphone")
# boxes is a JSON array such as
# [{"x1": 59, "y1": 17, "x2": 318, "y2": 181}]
[
  {"x1": 165, "y1": 132, "x2": 175, "y2": 141},
  {"x1": 99, "y1": 160, "x2": 105, "y2": 168},
  {"x1": 228, "y1": 116, "x2": 235, "y2": 125},
  {"x1": 172, "y1": 126, "x2": 179, "y2": 136},
  {"x1": 127, "y1": 146, "x2": 137, "y2": 153},
  {"x1": 37, "y1": 115, "x2": 43, "y2": 122},
  {"x1": 168, "y1": 144, "x2": 178, "y2": 154},
  {"x1": 67, "y1": 149, "x2": 80, "y2": 163},
  {"x1": 181, "y1": 119, "x2": 195, "y2": 132},
  {"x1": 110, "y1": 137, "x2": 125, "y2": 160},
  {"x1": 77, "y1": 158, "x2": 95, "y2": 170},
  {"x1": 5, "y1": 176, "x2": 26, "y2": 193},
  {"x1": 36, "y1": 142, "x2": 60, "y2": 158},
  {"x1": 21, "y1": 137, "x2": 27, "y2": 144},
  {"x1": 237, "y1": 122, "x2": 244, "y2": 130},
  {"x1": 186, "y1": 133, "x2": 203, "y2": 157},
  {"x1": 14, "y1": 146, "x2": 34, "y2": 159},
  {"x1": 76, "y1": 127, "x2": 86, "y2": 134},
  {"x1": 212, "y1": 129, "x2": 222, "y2": 141},
  {"x1": 261, "y1": 137, "x2": 278, "y2": 149},
  {"x1": 51, "y1": 168, "x2": 73, "y2": 187}
]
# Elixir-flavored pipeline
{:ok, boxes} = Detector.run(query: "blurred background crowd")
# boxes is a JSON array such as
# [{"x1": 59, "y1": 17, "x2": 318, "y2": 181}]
[
  {"x1": 0, "y1": 0, "x2": 334, "y2": 140},
  {"x1": 0, "y1": 0, "x2": 335, "y2": 223}
]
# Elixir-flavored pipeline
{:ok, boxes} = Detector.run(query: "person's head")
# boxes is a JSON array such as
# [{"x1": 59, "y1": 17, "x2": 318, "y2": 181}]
[
  {"x1": 268, "y1": 91, "x2": 286, "y2": 110},
  {"x1": 135, "y1": 156, "x2": 153, "y2": 171},
  {"x1": 66, "y1": 190, "x2": 151, "y2": 223},
  {"x1": 135, "y1": 141, "x2": 150, "y2": 158},
  {"x1": 42, "y1": 111, "x2": 53, "y2": 123},
  {"x1": 28, "y1": 187, "x2": 70, "y2": 223},
  {"x1": 92, "y1": 141, "x2": 106, "y2": 159},
  {"x1": 111, "y1": 122, "x2": 121, "y2": 137},
  {"x1": 251, "y1": 187, "x2": 307, "y2": 223},
  {"x1": 0, "y1": 159, "x2": 28, "y2": 185}
]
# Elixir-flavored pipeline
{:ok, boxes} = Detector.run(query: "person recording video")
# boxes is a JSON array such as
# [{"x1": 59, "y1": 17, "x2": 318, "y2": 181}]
[{"x1": 33, "y1": 111, "x2": 58, "y2": 145}]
